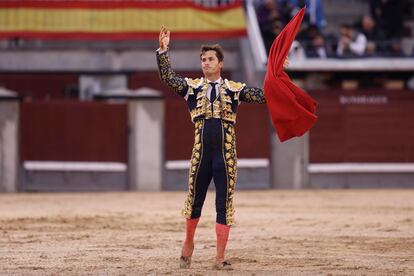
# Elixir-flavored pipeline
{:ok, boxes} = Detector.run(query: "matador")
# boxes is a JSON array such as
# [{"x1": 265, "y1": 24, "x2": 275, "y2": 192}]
[{"x1": 157, "y1": 26, "x2": 289, "y2": 270}]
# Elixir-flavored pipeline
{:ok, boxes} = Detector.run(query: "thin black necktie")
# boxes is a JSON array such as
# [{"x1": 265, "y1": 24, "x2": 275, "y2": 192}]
[{"x1": 209, "y1": 82, "x2": 217, "y2": 103}]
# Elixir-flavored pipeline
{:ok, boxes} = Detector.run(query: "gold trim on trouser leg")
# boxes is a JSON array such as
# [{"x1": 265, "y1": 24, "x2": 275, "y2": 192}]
[
  {"x1": 182, "y1": 120, "x2": 204, "y2": 219},
  {"x1": 222, "y1": 121, "x2": 237, "y2": 225}
]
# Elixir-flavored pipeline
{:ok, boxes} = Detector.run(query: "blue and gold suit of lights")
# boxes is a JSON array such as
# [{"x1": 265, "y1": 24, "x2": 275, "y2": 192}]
[{"x1": 157, "y1": 50, "x2": 266, "y2": 225}]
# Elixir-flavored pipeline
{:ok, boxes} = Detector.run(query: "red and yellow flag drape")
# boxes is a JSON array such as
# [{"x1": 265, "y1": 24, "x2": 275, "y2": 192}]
[{"x1": 0, "y1": 1, "x2": 246, "y2": 40}]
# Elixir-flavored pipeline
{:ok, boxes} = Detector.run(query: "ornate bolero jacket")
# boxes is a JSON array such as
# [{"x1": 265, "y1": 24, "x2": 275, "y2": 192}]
[{"x1": 157, "y1": 50, "x2": 266, "y2": 124}]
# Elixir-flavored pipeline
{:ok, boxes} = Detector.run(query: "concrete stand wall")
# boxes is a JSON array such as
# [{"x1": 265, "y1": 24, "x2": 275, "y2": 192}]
[
  {"x1": 128, "y1": 88, "x2": 164, "y2": 190},
  {"x1": 0, "y1": 95, "x2": 19, "y2": 192},
  {"x1": 271, "y1": 132, "x2": 309, "y2": 189}
]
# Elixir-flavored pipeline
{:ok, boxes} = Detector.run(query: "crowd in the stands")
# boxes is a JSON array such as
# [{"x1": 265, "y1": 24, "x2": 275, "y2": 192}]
[{"x1": 255, "y1": 0, "x2": 410, "y2": 58}]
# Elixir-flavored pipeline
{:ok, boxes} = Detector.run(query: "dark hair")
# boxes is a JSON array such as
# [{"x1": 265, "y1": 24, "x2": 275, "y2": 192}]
[{"x1": 200, "y1": 44, "x2": 224, "y2": 62}]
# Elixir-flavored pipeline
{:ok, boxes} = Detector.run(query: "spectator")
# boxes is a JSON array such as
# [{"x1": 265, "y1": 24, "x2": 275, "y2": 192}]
[
  {"x1": 296, "y1": 23, "x2": 332, "y2": 58},
  {"x1": 257, "y1": 0, "x2": 284, "y2": 53},
  {"x1": 264, "y1": 19, "x2": 284, "y2": 52},
  {"x1": 336, "y1": 24, "x2": 367, "y2": 57},
  {"x1": 277, "y1": 0, "x2": 295, "y2": 27},
  {"x1": 257, "y1": 0, "x2": 280, "y2": 27},
  {"x1": 382, "y1": 39, "x2": 405, "y2": 57},
  {"x1": 305, "y1": 34, "x2": 332, "y2": 58},
  {"x1": 369, "y1": 0, "x2": 404, "y2": 40},
  {"x1": 297, "y1": 24, "x2": 319, "y2": 42},
  {"x1": 356, "y1": 15, "x2": 385, "y2": 56},
  {"x1": 369, "y1": 0, "x2": 382, "y2": 23}
]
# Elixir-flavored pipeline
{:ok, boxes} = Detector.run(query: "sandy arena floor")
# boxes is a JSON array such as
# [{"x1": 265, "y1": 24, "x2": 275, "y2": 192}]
[{"x1": 0, "y1": 190, "x2": 413, "y2": 275}]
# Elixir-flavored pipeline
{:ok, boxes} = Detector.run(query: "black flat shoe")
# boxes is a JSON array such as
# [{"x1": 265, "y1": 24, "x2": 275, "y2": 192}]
[
  {"x1": 180, "y1": 255, "x2": 191, "y2": 269},
  {"x1": 214, "y1": 260, "x2": 232, "y2": 270},
  {"x1": 179, "y1": 244, "x2": 194, "y2": 269}
]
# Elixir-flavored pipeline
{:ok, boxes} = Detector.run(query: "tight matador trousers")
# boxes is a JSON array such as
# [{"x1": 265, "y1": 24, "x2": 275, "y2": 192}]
[{"x1": 182, "y1": 118, "x2": 237, "y2": 225}]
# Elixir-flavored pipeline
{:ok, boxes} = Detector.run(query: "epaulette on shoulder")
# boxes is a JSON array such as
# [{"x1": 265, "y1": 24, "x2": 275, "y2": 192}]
[
  {"x1": 185, "y1": 77, "x2": 204, "y2": 89},
  {"x1": 225, "y1": 79, "x2": 246, "y2": 92}
]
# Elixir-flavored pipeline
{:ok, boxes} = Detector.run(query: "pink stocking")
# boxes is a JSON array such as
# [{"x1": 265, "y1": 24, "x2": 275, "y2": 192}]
[
  {"x1": 182, "y1": 218, "x2": 200, "y2": 257},
  {"x1": 215, "y1": 223, "x2": 231, "y2": 262}
]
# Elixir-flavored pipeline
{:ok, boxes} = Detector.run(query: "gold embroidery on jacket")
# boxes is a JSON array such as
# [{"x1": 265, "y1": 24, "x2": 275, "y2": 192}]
[
  {"x1": 225, "y1": 79, "x2": 246, "y2": 92},
  {"x1": 241, "y1": 87, "x2": 266, "y2": 104},
  {"x1": 221, "y1": 121, "x2": 237, "y2": 225},
  {"x1": 157, "y1": 52, "x2": 187, "y2": 94},
  {"x1": 185, "y1": 77, "x2": 204, "y2": 96},
  {"x1": 188, "y1": 79, "x2": 252, "y2": 124},
  {"x1": 182, "y1": 120, "x2": 204, "y2": 219},
  {"x1": 190, "y1": 82, "x2": 208, "y2": 122}
]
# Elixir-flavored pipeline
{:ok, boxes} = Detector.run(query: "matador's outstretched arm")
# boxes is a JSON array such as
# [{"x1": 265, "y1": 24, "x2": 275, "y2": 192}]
[
  {"x1": 157, "y1": 26, "x2": 188, "y2": 97},
  {"x1": 239, "y1": 87, "x2": 266, "y2": 104}
]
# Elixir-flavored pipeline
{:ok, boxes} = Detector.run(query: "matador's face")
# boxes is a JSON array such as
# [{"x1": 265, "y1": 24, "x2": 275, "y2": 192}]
[{"x1": 201, "y1": 50, "x2": 223, "y2": 78}]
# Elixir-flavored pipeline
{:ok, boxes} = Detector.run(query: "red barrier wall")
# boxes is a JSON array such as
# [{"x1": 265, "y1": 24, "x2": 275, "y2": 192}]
[
  {"x1": 20, "y1": 101, "x2": 127, "y2": 162},
  {"x1": 0, "y1": 73, "x2": 78, "y2": 99},
  {"x1": 309, "y1": 90, "x2": 414, "y2": 163}
]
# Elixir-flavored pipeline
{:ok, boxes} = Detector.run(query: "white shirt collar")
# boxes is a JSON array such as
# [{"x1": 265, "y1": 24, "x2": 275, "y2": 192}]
[{"x1": 206, "y1": 77, "x2": 222, "y2": 84}]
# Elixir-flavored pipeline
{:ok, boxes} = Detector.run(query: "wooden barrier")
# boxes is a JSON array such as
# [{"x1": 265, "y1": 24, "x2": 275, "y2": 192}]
[
  {"x1": 20, "y1": 100, "x2": 127, "y2": 162},
  {"x1": 309, "y1": 90, "x2": 414, "y2": 163}
]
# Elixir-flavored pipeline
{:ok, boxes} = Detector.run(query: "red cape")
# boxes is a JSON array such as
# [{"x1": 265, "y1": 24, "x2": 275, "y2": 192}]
[{"x1": 264, "y1": 7, "x2": 318, "y2": 142}]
